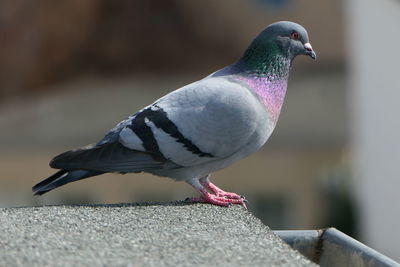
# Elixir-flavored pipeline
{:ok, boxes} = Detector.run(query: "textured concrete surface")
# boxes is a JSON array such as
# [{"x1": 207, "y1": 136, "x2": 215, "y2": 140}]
[{"x1": 0, "y1": 202, "x2": 316, "y2": 266}]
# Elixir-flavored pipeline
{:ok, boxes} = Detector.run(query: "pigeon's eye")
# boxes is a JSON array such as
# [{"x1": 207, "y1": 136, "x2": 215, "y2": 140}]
[{"x1": 290, "y1": 31, "x2": 298, "y2": 40}]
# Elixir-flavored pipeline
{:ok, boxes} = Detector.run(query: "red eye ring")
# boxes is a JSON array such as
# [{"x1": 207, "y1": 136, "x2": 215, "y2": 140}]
[{"x1": 290, "y1": 31, "x2": 298, "y2": 40}]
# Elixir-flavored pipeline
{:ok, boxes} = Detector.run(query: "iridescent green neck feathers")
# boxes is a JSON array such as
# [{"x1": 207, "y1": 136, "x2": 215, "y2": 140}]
[{"x1": 241, "y1": 40, "x2": 291, "y2": 79}]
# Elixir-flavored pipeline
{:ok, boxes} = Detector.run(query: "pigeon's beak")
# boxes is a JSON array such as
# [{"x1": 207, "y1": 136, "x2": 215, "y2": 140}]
[{"x1": 304, "y1": 43, "x2": 317, "y2": 60}]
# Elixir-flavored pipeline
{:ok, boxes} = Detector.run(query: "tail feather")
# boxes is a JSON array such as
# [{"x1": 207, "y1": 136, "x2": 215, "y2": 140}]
[
  {"x1": 33, "y1": 141, "x2": 175, "y2": 196},
  {"x1": 32, "y1": 170, "x2": 103, "y2": 195}
]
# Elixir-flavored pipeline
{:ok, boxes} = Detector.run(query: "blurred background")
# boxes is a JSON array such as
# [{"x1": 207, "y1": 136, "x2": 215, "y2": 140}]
[{"x1": 0, "y1": 0, "x2": 399, "y2": 261}]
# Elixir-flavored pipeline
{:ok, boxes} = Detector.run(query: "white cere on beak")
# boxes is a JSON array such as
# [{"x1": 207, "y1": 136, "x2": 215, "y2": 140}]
[{"x1": 304, "y1": 42, "x2": 313, "y2": 51}]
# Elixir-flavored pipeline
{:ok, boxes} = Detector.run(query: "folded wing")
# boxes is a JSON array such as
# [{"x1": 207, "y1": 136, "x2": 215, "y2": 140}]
[{"x1": 50, "y1": 142, "x2": 172, "y2": 173}]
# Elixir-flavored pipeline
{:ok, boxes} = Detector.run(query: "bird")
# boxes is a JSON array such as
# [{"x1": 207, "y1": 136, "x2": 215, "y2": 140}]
[{"x1": 33, "y1": 21, "x2": 316, "y2": 207}]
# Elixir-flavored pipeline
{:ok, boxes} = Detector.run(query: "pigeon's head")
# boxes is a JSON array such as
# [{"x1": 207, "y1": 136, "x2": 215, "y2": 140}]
[
  {"x1": 258, "y1": 21, "x2": 316, "y2": 60},
  {"x1": 242, "y1": 21, "x2": 316, "y2": 70}
]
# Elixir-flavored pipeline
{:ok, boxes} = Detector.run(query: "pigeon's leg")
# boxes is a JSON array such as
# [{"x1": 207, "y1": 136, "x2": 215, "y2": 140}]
[
  {"x1": 185, "y1": 177, "x2": 247, "y2": 208},
  {"x1": 199, "y1": 175, "x2": 243, "y2": 200}
]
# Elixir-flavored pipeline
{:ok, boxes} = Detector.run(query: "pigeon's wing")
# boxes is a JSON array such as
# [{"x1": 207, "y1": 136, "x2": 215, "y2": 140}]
[
  {"x1": 49, "y1": 141, "x2": 175, "y2": 173},
  {"x1": 118, "y1": 76, "x2": 268, "y2": 167},
  {"x1": 50, "y1": 76, "x2": 267, "y2": 172}
]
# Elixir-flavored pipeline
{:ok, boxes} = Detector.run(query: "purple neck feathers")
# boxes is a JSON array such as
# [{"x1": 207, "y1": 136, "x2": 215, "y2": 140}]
[
  {"x1": 235, "y1": 74, "x2": 288, "y2": 123},
  {"x1": 211, "y1": 60, "x2": 291, "y2": 123}
]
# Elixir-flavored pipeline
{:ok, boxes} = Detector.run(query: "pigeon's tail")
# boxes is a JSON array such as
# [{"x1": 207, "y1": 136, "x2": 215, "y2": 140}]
[
  {"x1": 32, "y1": 169, "x2": 104, "y2": 195},
  {"x1": 32, "y1": 141, "x2": 170, "y2": 195}
]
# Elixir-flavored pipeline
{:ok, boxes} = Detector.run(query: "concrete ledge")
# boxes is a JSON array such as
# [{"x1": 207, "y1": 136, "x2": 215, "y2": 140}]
[{"x1": 0, "y1": 202, "x2": 315, "y2": 266}]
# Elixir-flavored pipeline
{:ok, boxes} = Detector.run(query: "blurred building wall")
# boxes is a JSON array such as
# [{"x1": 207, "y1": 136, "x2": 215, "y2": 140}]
[
  {"x1": 0, "y1": 0, "x2": 342, "y2": 100},
  {"x1": 346, "y1": 0, "x2": 400, "y2": 261}
]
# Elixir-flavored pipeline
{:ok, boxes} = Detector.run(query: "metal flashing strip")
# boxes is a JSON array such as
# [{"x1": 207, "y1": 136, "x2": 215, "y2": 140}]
[{"x1": 275, "y1": 228, "x2": 399, "y2": 266}]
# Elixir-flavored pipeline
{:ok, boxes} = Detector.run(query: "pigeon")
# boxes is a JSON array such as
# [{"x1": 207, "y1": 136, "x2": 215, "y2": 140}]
[{"x1": 33, "y1": 21, "x2": 316, "y2": 207}]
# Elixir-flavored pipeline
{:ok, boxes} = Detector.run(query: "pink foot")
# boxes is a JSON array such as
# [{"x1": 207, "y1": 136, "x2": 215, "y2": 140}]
[
  {"x1": 187, "y1": 189, "x2": 247, "y2": 209},
  {"x1": 186, "y1": 176, "x2": 247, "y2": 208},
  {"x1": 201, "y1": 181, "x2": 243, "y2": 200}
]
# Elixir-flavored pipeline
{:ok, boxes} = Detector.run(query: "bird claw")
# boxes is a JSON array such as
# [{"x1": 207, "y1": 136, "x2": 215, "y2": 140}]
[
  {"x1": 216, "y1": 191, "x2": 242, "y2": 200},
  {"x1": 187, "y1": 179, "x2": 247, "y2": 208},
  {"x1": 186, "y1": 189, "x2": 247, "y2": 208}
]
